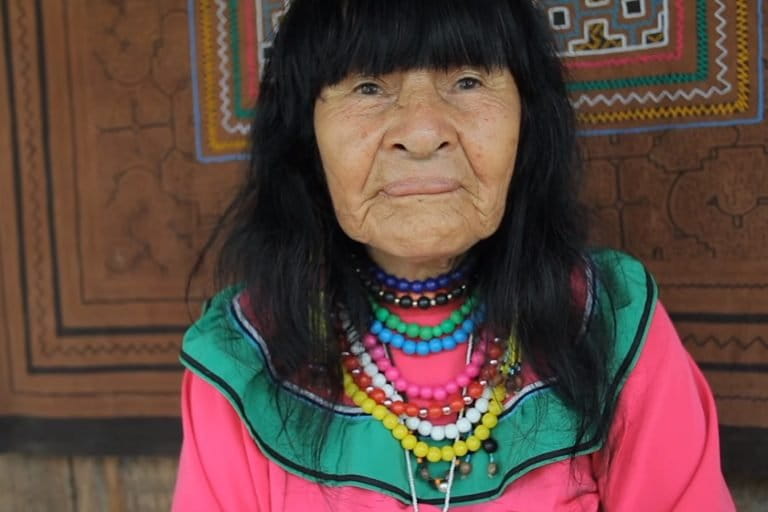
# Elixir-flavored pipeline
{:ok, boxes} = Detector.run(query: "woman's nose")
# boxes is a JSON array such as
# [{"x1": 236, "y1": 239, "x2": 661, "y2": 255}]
[{"x1": 383, "y1": 89, "x2": 458, "y2": 159}]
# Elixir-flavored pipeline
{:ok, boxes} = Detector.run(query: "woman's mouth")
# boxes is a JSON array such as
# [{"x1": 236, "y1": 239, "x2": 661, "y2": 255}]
[{"x1": 382, "y1": 177, "x2": 461, "y2": 197}]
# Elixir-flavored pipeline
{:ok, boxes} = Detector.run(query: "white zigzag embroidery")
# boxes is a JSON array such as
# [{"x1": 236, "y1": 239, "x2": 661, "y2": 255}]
[{"x1": 215, "y1": 0, "x2": 251, "y2": 135}]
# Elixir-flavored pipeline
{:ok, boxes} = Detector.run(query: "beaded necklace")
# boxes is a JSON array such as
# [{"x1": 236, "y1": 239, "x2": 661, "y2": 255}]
[
  {"x1": 354, "y1": 257, "x2": 473, "y2": 311},
  {"x1": 341, "y1": 320, "x2": 522, "y2": 475},
  {"x1": 341, "y1": 262, "x2": 520, "y2": 510}
]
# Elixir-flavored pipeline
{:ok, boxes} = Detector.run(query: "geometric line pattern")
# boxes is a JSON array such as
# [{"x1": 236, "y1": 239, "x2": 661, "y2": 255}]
[
  {"x1": 577, "y1": 0, "x2": 752, "y2": 125},
  {"x1": 573, "y1": 0, "x2": 730, "y2": 108},
  {"x1": 188, "y1": 0, "x2": 765, "y2": 161},
  {"x1": 565, "y1": 0, "x2": 684, "y2": 70}
]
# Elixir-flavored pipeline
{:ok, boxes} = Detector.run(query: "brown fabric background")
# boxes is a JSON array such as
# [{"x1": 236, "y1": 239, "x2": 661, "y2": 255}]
[{"x1": 0, "y1": 0, "x2": 765, "y2": 463}]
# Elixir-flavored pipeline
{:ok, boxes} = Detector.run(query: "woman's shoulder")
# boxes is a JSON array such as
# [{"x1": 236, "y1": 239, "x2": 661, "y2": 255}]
[
  {"x1": 584, "y1": 248, "x2": 659, "y2": 389},
  {"x1": 587, "y1": 248, "x2": 656, "y2": 308},
  {"x1": 180, "y1": 286, "x2": 267, "y2": 385}
]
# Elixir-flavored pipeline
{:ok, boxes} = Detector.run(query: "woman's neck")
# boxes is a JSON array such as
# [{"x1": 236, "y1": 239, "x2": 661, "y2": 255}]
[{"x1": 366, "y1": 248, "x2": 462, "y2": 281}]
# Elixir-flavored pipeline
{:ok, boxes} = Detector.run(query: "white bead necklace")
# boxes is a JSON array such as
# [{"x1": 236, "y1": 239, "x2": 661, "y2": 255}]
[{"x1": 346, "y1": 338, "x2": 494, "y2": 440}]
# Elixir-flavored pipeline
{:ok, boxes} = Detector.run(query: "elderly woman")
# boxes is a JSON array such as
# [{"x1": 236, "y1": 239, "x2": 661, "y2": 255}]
[{"x1": 172, "y1": 1, "x2": 734, "y2": 510}]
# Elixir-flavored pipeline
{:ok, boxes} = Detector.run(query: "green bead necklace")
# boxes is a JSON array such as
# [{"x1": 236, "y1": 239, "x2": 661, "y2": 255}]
[{"x1": 369, "y1": 296, "x2": 478, "y2": 340}]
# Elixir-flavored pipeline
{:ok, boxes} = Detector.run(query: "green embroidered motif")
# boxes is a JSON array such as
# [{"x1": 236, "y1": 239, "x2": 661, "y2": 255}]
[{"x1": 179, "y1": 249, "x2": 657, "y2": 506}]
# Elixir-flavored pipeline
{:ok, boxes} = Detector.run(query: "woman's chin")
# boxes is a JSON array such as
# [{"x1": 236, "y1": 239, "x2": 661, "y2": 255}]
[{"x1": 368, "y1": 230, "x2": 476, "y2": 265}]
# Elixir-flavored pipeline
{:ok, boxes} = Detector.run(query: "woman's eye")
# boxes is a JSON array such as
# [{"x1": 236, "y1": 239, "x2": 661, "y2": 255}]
[
  {"x1": 456, "y1": 77, "x2": 482, "y2": 90},
  {"x1": 354, "y1": 82, "x2": 383, "y2": 95}
]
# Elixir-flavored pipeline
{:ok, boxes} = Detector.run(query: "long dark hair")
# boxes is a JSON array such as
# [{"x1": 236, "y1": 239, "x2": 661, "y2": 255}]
[{"x1": 199, "y1": 0, "x2": 615, "y2": 463}]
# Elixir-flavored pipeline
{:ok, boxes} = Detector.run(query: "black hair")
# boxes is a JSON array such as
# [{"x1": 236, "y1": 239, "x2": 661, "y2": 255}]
[{"x1": 197, "y1": 0, "x2": 615, "y2": 466}]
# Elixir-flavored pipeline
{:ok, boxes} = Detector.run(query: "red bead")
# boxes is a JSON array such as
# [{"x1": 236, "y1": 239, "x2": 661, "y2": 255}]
[
  {"x1": 488, "y1": 345, "x2": 503, "y2": 359},
  {"x1": 356, "y1": 374, "x2": 372, "y2": 388},
  {"x1": 405, "y1": 404, "x2": 420, "y2": 418},
  {"x1": 450, "y1": 399, "x2": 465, "y2": 413},
  {"x1": 480, "y1": 367, "x2": 497, "y2": 380},
  {"x1": 428, "y1": 406, "x2": 443, "y2": 419},
  {"x1": 370, "y1": 389, "x2": 386, "y2": 404},
  {"x1": 390, "y1": 401, "x2": 406, "y2": 415},
  {"x1": 343, "y1": 355, "x2": 359, "y2": 370},
  {"x1": 468, "y1": 382, "x2": 484, "y2": 399}
]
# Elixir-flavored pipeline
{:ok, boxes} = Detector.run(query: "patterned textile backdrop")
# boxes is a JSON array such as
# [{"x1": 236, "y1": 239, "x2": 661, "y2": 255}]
[{"x1": 0, "y1": 0, "x2": 765, "y2": 466}]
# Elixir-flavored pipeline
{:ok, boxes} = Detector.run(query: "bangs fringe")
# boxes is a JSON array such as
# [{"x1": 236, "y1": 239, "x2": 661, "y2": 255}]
[{"x1": 277, "y1": 0, "x2": 527, "y2": 95}]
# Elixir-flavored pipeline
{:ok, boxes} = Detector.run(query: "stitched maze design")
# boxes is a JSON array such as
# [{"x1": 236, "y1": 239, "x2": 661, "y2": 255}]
[
  {"x1": 548, "y1": 0, "x2": 670, "y2": 56},
  {"x1": 189, "y1": 0, "x2": 764, "y2": 162}
]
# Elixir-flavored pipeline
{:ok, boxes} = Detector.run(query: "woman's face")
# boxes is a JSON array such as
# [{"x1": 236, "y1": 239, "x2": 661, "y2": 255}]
[{"x1": 314, "y1": 67, "x2": 521, "y2": 270}]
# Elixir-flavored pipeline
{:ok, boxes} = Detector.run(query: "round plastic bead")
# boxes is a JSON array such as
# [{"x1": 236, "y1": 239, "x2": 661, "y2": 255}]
[
  {"x1": 482, "y1": 413, "x2": 498, "y2": 429},
  {"x1": 453, "y1": 329, "x2": 468, "y2": 343},
  {"x1": 474, "y1": 398, "x2": 489, "y2": 413},
  {"x1": 401, "y1": 435, "x2": 418, "y2": 450},
  {"x1": 392, "y1": 424, "x2": 409, "y2": 440},
  {"x1": 361, "y1": 398, "x2": 376, "y2": 414},
  {"x1": 375, "y1": 308, "x2": 390, "y2": 322},
  {"x1": 430, "y1": 426, "x2": 445, "y2": 442},
  {"x1": 352, "y1": 391, "x2": 368, "y2": 406},
  {"x1": 466, "y1": 436, "x2": 481, "y2": 452},
  {"x1": 474, "y1": 425, "x2": 491, "y2": 441},
  {"x1": 465, "y1": 408, "x2": 481, "y2": 423},
  {"x1": 427, "y1": 447, "x2": 442, "y2": 463},
  {"x1": 364, "y1": 363, "x2": 379, "y2": 377},
  {"x1": 456, "y1": 418, "x2": 472, "y2": 433},
  {"x1": 444, "y1": 424, "x2": 459, "y2": 440},
  {"x1": 372, "y1": 373, "x2": 387, "y2": 388},
  {"x1": 414, "y1": 442, "x2": 429, "y2": 458},
  {"x1": 441, "y1": 446, "x2": 455, "y2": 462},
  {"x1": 488, "y1": 400, "x2": 503, "y2": 416},
  {"x1": 383, "y1": 414, "x2": 399, "y2": 430},
  {"x1": 453, "y1": 440, "x2": 468, "y2": 457},
  {"x1": 372, "y1": 405, "x2": 388, "y2": 420}
]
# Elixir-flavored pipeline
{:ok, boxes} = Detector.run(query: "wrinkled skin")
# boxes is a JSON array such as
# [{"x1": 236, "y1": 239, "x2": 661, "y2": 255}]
[{"x1": 314, "y1": 67, "x2": 521, "y2": 279}]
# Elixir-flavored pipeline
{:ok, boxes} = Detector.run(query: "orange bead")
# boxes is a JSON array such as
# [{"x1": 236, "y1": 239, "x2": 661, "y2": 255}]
[
  {"x1": 356, "y1": 374, "x2": 372, "y2": 388},
  {"x1": 370, "y1": 389, "x2": 386, "y2": 404},
  {"x1": 468, "y1": 382, "x2": 484, "y2": 399},
  {"x1": 428, "y1": 406, "x2": 443, "y2": 419},
  {"x1": 405, "y1": 404, "x2": 420, "y2": 417},
  {"x1": 390, "y1": 401, "x2": 406, "y2": 415},
  {"x1": 481, "y1": 367, "x2": 497, "y2": 380},
  {"x1": 343, "y1": 355, "x2": 359, "y2": 370},
  {"x1": 450, "y1": 399, "x2": 465, "y2": 413}
]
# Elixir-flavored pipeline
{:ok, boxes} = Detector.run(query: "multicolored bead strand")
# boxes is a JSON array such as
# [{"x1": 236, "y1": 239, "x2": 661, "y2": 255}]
[{"x1": 343, "y1": 372, "x2": 506, "y2": 462}]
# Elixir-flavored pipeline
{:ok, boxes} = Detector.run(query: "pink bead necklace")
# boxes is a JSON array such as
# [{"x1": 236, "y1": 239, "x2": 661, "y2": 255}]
[{"x1": 362, "y1": 332, "x2": 487, "y2": 402}]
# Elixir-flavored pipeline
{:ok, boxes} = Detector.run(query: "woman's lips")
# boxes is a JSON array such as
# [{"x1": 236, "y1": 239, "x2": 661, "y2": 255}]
[{"x1": 382, "y1": 177, "x2": 461, "y2": 197}]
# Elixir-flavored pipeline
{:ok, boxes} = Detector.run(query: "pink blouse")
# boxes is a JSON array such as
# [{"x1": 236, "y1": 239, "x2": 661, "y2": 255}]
[{"x1": 172, "y1": 303, "x2": 735, "y2": 511}]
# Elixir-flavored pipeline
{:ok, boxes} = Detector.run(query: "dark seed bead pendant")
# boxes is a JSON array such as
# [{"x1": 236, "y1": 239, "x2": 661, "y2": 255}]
[{"x1": 482, "y1": 438, "x2": 499, "y2": 453}]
